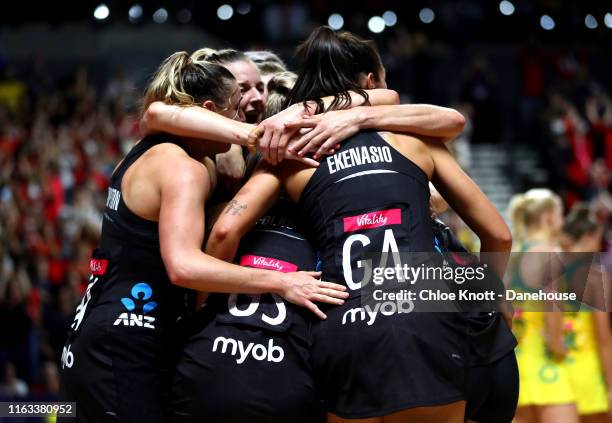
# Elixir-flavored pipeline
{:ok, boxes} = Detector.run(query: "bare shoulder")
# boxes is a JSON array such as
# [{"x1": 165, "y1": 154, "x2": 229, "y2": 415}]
[
  {"x1": 146, "y1": 143, "x2": 209, "y2": 188},
  {"x1": 378, "y1": 131, "x2": 434, "y2": 178},
  {"x1": 276, "y1": 159, "x2": 316, "y2": 203}
]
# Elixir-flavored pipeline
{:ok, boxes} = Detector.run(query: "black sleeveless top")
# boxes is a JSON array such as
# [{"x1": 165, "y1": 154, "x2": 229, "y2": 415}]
[
  {"x1": 204, "y1": 198, "x2": 318, "y2": 332},
  {"x1": 299, "y1": 130, "x2": 434, "y2": 297},
  {"x1": 80, "y1": 135, "x2": 191, "y2": 335}
]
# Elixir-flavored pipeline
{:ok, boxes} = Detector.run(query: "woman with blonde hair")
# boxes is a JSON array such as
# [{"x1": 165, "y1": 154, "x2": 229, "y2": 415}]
[
  {"x1": 509, "y1": 188, "x2": 580, "y2": 423},
  {"x1": 58, "y1": 51, "x2": 348, "y2": 423}
]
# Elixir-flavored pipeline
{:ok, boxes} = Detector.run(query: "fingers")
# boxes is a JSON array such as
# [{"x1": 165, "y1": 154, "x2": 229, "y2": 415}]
[
  {"x1": 318, "y1": 281, "x2": 347, "y2": 291},
  {"x1": 317, "y1": 288, "x2": 349, "y2": 299},
  {"x1": 302, "y1": 133, "x2": 328, "y2": 159},
  {"x1": 304, "y1": 301, "x2": 327, "y2": 320},
  {"x1": 287, "y1": 135, "x2": 310, "y2": 154},
  {"x1": 277, "y1": 128, "x2": 296, "y2": 164},
  {"x1": 287, "y1": 153, "x2": 319, "y2": 168},
  {"x1": 302, "y1": 271, "x2": 322, "y2": 278},
  {"x1": 283, "y1": 116, "x2": 319, "y2": 129},
  {"x1": 315, "y1": 137, "x2": 339, "y2": 159},
  {"x1": 268, "y1": 130, "x2": 282, "y2": 166},
  {"x1": 311, "y1": 293, "x2": 345, "y2": 306},
  {"x1": 295, "y1": 127, "x2": 325, "y2": 156}
]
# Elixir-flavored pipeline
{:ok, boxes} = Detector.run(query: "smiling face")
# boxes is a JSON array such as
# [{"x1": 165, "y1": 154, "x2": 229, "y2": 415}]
[{"x1": 224, "y1": 59, "x2": 265, "y2": 124}]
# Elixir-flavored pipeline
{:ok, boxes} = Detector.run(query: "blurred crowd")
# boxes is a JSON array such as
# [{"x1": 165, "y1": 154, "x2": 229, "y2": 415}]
[{"x1": 0, "y1": 62, "x2": 139, "y2": 400}]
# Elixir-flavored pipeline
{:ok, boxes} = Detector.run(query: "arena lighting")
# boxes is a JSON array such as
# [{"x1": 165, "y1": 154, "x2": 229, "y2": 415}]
[
  {"x1": 236, "y1": 2, "x2": 251, "y2": 15},
  {"x1": 153, "y1": 8, "x2": 168, "y2": 23},
  {"x1": 368, "y1": 16, "x2": 386, "y2": 33},
  {"x1": 176, "y1": 9, "x2": 192, "y2": 24},
  {"x1": 217, "y1": 4, "x2": 234, "y2": 21},
  {"x1": 419, "y1": 8, "x2": 435, "y2": 24},
  {"x1": 540, "y1": 14, "x2": 555, "y2": 30},
  {"x1": 499, "y1": 0, "x2": 515, "y2": 16},
  {"x1": 585, "y1": 14, "x2": 598, "y2": 29},
  {"x1": 328, "y1": 13, "x2": 344, "y2": 30},
  {"x1": 128, "y1": 4, "x2": 143, "y2": 23},
  {"x1": 604, "y1": 13, "x2": 612, "y2": 29},
  {"x1": 93, "y1": 4, "x2": 110, "y2": 20},
  {"x1": 383, "y1": 11, "x2": 397, "y2": 27}
]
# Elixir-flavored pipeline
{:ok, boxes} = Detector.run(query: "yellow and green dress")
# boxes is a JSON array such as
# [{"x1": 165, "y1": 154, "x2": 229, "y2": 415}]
[
  {"x1": 511, "y1": 244, "x2": 576, "y2": 407},
  {"x1": 562, "y1": 251, "x2": 610, "y2": 415}
]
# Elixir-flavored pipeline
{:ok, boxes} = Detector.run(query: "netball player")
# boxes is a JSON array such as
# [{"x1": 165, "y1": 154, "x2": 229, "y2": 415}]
[
  {"x1": 430, "y1": 210, "x2": 519, "y2": 423},
  {"x1": 58, "y1": 51, "x2": 348, "y2": 422},
  {"x1": 140, "y1": 54, "x2": 466, "y2": 174},
  {"x1": 217, "y1": 26, "x2": 513, "y2": 422},
  {"x1": 508, "y1": 189, "x2": 580, "y2": 423},
  {"x1": 560, "y1": 205, "x2": 612, "y2": 423},
  {"x1": 245, "y1": 50, "x2": 288, "y2": 99}
]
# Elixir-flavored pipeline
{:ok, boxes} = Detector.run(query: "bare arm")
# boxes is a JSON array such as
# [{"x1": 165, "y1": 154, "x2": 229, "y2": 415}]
[
  {"x1": 359, "y1": 104, "x2": 465, "y2": 140},
  {"x1": 285, "y1": 104, "x2": 465, "y2": 159},
  {"x1": 594, "y1": 312, "x2": 612, "y2": 403},
  {"x1": 425, "y1": 141, "x2": 512, "y2": 260},
  {"x1": 206, "y1": 164, "x2": 282, "y2": 262},
  {"x1": 253, "y1": 89, "x2": 401, "y2": 165},
  {"x1": 141, "y1": 101, "x2": 252, "y2": 145},
  {"x1": 157, "y1": 155, "x2": 347, "y2": 318},
  {"x1": 543, "y1": 312, "x2": 567, "y2": 359},
  {"x1": 424, "y1": 139, "x2": 513, "y2": 326}
]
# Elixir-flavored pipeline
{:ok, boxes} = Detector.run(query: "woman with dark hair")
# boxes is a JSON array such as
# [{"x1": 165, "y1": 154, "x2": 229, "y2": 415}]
[
  {"x1": 214, "y1": 26, "x2": 513, "y2": 422},
  {"x1": 58, "y1": 51, "x2": 349, "y2": 423},
  {"x1": 559, "y1": 205, "x2": 612, "y2": 423}
]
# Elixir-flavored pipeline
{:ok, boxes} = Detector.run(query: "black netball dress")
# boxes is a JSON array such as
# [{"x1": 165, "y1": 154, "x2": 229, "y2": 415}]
[
  {"x1": 170, "y1": 199, "x2": 325, "y2": 423},
  {"x1": 59, "y1": 136, "x2": 191, "y2": 422},
  {"x1": 432, "y1": 218, "x2": 519, "y2": 423},
  {"x1": 299, "y1": 130, "x2": 470, "y2": 418}
]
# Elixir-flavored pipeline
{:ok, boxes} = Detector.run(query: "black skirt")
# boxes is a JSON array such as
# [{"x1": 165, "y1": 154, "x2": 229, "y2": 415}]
[{"x1": 309, "y1": 296, "x2": 469, "y2": 419}]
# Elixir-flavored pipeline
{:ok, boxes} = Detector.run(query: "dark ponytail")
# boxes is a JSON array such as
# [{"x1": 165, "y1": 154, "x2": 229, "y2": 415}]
[
  {"x1": 562, "y1": 203, "x2": 599, "y2": 241},
  {"x1": 283, "y1": 26, "x2": 383, "y2": 113}
]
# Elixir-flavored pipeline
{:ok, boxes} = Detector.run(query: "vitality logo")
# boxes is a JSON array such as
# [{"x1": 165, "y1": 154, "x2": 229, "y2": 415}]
[{"x1": 113, "y1": 282, "x2": 157, "y2": 329}]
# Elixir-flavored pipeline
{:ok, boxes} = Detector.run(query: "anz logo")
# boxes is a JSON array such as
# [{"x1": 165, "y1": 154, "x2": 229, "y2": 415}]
[{"x1": 113, "y1": 282, "x2": 158, "y2": 329}]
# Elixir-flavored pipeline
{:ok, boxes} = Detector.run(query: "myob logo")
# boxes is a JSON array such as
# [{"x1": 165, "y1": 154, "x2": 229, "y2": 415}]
[
  {"x1": 212, "y1": 336, "x2": 285, "y2": 364},
  {"x1": 342, "y1": 299, "x2": 414, "y2": 326}
]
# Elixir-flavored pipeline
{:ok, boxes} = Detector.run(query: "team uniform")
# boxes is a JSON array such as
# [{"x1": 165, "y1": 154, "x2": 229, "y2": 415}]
[
  {"x1": 170, "y1": 200, "x2": 325, "y2": 423},
  {"x1": 59, "y1": 136, "x2": 192, "y2": 422},
  {"x1": 563, "y1": 256, "x2": 609, "y2": 415},
  {"x1": 565, "y1": 311, "x2": 610, "y2": 415},
  {"x1": 299, "y1": 130, "x2": 469, "y2": 418},
  {"x1": 512, "y1": 243, "x2": 576, "y2": 408},
  {"x1": 432, "y1": 219, "x2": 519, "y2": 422}
]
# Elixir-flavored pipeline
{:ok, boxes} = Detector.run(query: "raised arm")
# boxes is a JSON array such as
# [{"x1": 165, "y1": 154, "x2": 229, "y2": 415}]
[
  {"x1": 206, "y1": 163, "x2": 282, "y2": 262},
  {"x1": 141, "y1": 101, "x2": 318, "y2": 167},
  {"x1": 251, "y1": 89, "x2": 401, "y2": 165},
  {"x1": 157, "y1": 155, "x2": 347, "y2": 318},
  {"x1": 141, "y1": 101, "x2": 253, "y2": 145},
  {"x1": 285, "y1": 104, "x2": 465, "y2": 159}
]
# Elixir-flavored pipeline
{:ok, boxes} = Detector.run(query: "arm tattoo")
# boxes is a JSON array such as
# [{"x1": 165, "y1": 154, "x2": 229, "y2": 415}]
[{"x1": 225, "y1": 199, "x2": 247, "y2": 216}]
